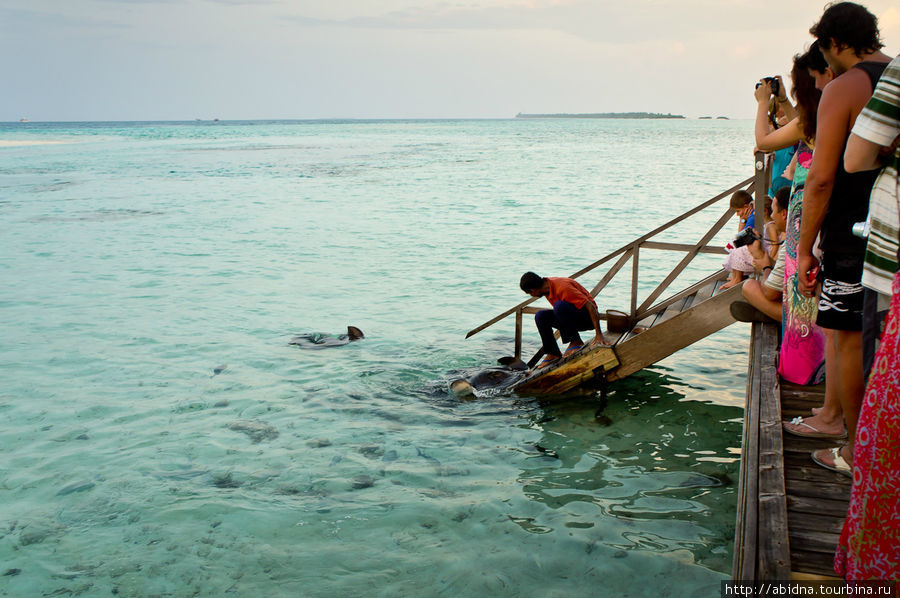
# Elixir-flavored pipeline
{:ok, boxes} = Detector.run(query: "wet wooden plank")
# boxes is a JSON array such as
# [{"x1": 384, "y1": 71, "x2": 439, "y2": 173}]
[
  {"x1": 512, "y1": 346, "x2": 619, "y2": 395},
  {"x1": 791, "y1": 549, "x2": 840, "y2": 577}
]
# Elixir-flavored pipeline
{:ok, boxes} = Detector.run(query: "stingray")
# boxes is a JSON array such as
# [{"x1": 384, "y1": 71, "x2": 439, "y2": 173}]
[
  {"x1": 289, "y1": 326, "x2": 365, "y2": 350},
  {"x1": 448, "y1": 357, "x2": 529, "y2": 398}
]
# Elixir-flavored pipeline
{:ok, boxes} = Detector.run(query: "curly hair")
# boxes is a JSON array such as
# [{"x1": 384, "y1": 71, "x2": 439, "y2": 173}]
[{"x1": 810, "y1": 2, "x2": 883, "y2": 56}]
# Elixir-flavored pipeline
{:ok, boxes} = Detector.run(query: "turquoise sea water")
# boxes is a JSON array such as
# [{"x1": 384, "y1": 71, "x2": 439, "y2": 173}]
[{"x1": 1, "y1": 119, "x2": 754, "y2": 597}]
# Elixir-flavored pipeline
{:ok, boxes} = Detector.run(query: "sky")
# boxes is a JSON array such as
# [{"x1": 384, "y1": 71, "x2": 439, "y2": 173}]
[{"x1": 2, "y1": 0, "x2": 899, "y2": 121}]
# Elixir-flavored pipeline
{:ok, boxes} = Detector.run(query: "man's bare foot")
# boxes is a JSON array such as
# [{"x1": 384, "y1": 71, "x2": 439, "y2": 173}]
[{"x1": 535, "y1": 355, "x2": 559, "y2": 370}]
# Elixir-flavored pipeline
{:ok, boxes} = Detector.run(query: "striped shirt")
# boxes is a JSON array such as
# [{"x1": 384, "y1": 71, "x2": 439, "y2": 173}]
[{"x1": 852, "y1": 55, "x2": 900, "y2": 295}]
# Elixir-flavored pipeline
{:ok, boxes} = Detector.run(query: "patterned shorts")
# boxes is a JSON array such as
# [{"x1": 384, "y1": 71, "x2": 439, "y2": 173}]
[{"x1": 816, "y1": 253, "x2": 864, "y2": 331}]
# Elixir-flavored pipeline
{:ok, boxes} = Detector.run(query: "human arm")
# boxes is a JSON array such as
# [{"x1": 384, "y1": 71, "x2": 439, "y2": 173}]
[
  {"x1": 845, "y1": 58, "x2": 900, "y2": 173},
  {"x1": 584, "y1": 301, "x2": 609, "y2": 346},
  {"x1": 754, "y1": 80, "x2": 802, "y2": 152},
  {"x1": 783, "y1": 151, "x2": 798, "y2": 181},
  {"x1": 774, "y1": 77, "x2": 798, "y2": 122},
  {"x1": 797, "y1": 81, "x2": 852, "y2": 295},
  {"x1": 844, "y1": 132, "x2": 885, "y2": 172}
]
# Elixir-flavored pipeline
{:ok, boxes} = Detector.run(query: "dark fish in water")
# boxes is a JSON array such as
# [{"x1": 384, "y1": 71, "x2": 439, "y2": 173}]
[
  {"x1": 449, "y1": 359, "x2": 528, "y2": 398},
  {"x1": 289, "y1": 326, "x2": 365, "y2": 350}
]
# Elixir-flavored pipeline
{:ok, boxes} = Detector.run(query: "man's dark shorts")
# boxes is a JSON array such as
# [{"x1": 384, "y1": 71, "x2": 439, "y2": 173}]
[{"x1": 816, "y1": 252, "x2": 864, "y2": 331}]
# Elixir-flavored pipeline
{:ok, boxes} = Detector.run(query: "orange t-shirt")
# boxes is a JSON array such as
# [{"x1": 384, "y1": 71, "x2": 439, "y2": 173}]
[{"x1": 546, "y1": 277, "x2": 596, "y2": 310}]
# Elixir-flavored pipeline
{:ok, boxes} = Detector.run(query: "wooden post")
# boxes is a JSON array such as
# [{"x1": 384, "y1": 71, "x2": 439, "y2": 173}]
[
  {"x1": 754, "y1": 150, "x2": 768, "y2": 230},
  {"x1": 514, "y1": 308, "x2": 523, "y2": 361},
  {"x1": 630, "y1": 242, "x2": 640, "y2": 317}
]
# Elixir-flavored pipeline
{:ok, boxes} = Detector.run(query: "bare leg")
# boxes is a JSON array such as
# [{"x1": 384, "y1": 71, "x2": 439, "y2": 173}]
[
  {"x1": 784, "y1": 328, "x2": 844, "y2": 436},
  {"x1": 741, "y1": 279, "x2": 782, "y2": 321},
  {"x1": 834, "y1": 329, "x2": 865, "y2": 465}
]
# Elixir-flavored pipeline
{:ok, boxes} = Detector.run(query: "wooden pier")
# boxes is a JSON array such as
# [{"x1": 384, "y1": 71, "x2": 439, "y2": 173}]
[{"x1": 733, "y1": 321, "x2": 851, "y2": 580}]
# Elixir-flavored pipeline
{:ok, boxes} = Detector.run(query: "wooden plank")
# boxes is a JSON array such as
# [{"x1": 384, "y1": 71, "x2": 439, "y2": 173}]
[
  {"x1": 786, "y1": 495, "x2": 852, "y2": 518},
  {"x1": 619, "y1": 312, "x2": 658, "y2": 344},
  {"x1": 654, "y1": 296, "x2": 689, "y2": 325},
  {"x1": 785, "y1": 478, "x2": 851, "y2": 501},
  {"x1": 635, "y1": 207, "x2": 735, "y2": 314},
  {"x1": 631, "y1": 242, "x2": 640, "y2": 316},
  {"x1": 756, "y1": 322, "x2": 791, "y2": 580},
  {"x1": 733, "y1": 322, "x2": 764, "y2": 581},
  {"x1": 608, "y1": 283, "x2": 743, "y2": 382},
  {"x1": 790, "y1": 549, "x2": 841, "y2": 577},
  {"x1": 787, "y1": 511, "x2": 846, "y2": 537},
  {"x1": 589, "y1": 249, "x2": 633, "y2": 298},
  {"x1": 512, "y1": 346, "x2": 619, "y2": 395},
  {"x1": 788, "y1": 528, "x2": 841, "y2": 555},
  {"x1": 633, "y1": 269, "x2": 728, "y2": 322},
  {"x1": 639, "y1": 241, "x2": 728, "y2": 255}
]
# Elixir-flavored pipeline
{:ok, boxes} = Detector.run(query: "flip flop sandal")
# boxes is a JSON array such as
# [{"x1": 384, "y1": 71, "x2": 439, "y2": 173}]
[
  {"x1": 535, "y1": 355, "x2": 559, "y2": 369},
  {"x1": 782, "y1": 416, "x2": 847, "y2": 440},
  {"x1": 810, "y1": 447, "x2": 852, "y2": 478},
  {"x1": 563, "y1": 345, "x2": 584, "y2": 358}
]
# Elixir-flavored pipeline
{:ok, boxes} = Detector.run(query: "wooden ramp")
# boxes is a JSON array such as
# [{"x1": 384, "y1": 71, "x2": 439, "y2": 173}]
[
  {"x1": 733, "y1": 321, "x2": 851, "y2": 581},
  {"x1": 513, "y1": 271, "x2": 740, "y2": 394}
]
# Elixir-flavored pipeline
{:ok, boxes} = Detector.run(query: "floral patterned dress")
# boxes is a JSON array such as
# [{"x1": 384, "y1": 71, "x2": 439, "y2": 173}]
[
  {"x1": 779, "y1": 142, "x2": 826, "y2": 385},
  {"x1": 835, "y1": 269, "x2": 900, "y2": 580}
]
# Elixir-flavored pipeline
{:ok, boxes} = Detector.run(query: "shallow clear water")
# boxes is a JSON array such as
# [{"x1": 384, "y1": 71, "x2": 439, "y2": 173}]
[{"x1": 1, "y1": 119, "x2": 753, "y2": 597}]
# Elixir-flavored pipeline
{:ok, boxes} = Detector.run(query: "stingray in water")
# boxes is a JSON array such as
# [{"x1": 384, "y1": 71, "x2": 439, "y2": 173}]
[
  {"x1": 289, "y1": 326, "x2": 365, "y2": 350},
  {"x1": 448, "y1": 357, "x2": 529, "y2": 398}
]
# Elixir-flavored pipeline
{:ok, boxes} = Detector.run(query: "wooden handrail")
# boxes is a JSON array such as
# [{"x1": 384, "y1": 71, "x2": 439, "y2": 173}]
[
  {"x1": 635, "y1": 207, "x2": 734, "y2": 315},
  {"x1": 465, "y1": 175, "x2": 755, "y2": 340}
]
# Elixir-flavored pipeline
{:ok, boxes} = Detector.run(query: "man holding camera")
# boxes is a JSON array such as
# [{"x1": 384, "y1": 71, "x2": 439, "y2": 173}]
[{"x1": 796, "y1": 2, "x2": 891, "y2": 475}]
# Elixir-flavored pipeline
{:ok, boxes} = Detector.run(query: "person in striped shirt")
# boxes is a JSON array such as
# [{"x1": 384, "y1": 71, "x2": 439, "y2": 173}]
[{"x1": 845, "y1": 53, "x2": 900, "y2": 376}]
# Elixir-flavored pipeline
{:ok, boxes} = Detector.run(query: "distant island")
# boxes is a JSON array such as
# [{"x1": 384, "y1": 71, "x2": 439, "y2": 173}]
[{"x1": 515, "y1": 112, "x2": 685, "y2": 119}]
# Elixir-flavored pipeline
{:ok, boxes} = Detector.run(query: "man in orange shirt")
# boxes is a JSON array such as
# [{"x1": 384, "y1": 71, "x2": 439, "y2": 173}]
[{"x1": 520, "y1": 272, "x2": 609, "y2": 368}]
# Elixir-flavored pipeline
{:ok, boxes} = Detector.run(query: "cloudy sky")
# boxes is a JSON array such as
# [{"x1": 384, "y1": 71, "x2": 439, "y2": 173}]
[{"x1": 2, "y1": 0, "x2": 898, "y2": 121}]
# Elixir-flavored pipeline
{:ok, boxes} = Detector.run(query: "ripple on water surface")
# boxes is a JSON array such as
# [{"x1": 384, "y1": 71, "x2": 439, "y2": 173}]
[{"x1": 0, "y1": 119, "x2": 752, "y2": 597}]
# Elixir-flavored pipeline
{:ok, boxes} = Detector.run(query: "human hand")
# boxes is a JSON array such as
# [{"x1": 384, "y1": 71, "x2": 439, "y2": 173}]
[
  {"x1": 752, "y1": 253, "x2": 772, "y2": 272},
  {"x1": 797, "y1": 253, "x2": 820, "y2": 297},
  {"x1": 754, "y1": 80, "x2": 772, "y2": 103},
  {"x1": 591, "y1": 334, "x2": 610, "y2": 347}
]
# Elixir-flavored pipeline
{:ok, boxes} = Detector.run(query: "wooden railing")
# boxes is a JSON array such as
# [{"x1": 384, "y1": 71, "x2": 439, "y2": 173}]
[{"x1": 467, "y1": 152, "x2": 771, "y2": 362}]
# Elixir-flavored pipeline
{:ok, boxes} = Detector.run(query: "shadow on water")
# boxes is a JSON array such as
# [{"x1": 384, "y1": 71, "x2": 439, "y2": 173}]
[{"x1": 510, "y1": 366, "x2": 743, "y2": 573}]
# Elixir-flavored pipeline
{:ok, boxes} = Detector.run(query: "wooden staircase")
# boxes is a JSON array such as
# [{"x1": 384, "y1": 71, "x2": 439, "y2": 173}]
[
  {"x1": 466, "y1": 170, "x2": 769, "y2": 396},
  {"x1": 512, "y1": 271, "x2": 741, "y2": 394}
]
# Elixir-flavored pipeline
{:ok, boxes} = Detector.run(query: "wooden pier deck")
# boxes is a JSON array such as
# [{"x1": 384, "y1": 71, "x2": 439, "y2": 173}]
[{"x1": 733, "y1": 321, "x2": 851, "y2": 580}]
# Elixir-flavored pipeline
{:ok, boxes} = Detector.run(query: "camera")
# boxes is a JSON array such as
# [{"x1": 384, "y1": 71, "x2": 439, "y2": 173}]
[
  {"x1": 756, "y1": 76, "x2": 780, "y2": 97},
  {"x1": 852, "y1": 220, "x2": 870, "y2": 239},
  {"x1": 732, "y1": 227, "x2": 760, "y2": 248}
]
